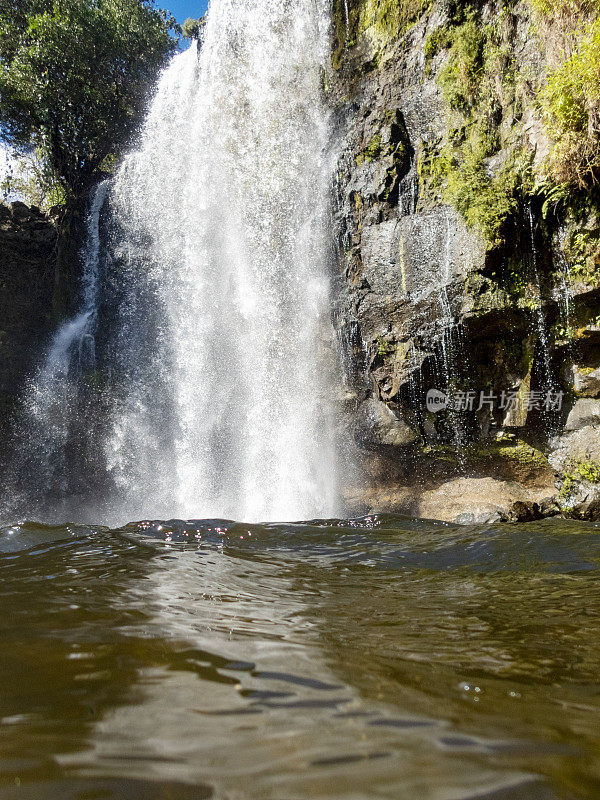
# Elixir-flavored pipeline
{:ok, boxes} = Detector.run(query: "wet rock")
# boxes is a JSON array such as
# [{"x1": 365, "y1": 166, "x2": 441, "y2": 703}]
[
  {"x1": 572, "y1": 365, "x2": 600, "y2": 398},
  {"x1": 0, "y1": 201, "x2": 56, "y2": 454},
  {"x1": 343, "y1": 484, "x2": 415, "y2": 516},
  {"x1": 556, "y1": 479, "x2": 600, "y2": 520},
  {"x1": 538, "y1": 495, "x2": 560, "y2": 518},
  {"x1": 549, "y1": 426, "x2": 600, "y2": 473},
  {"x1": 9, "y1": 200, "x2": 32, "y2": 220},
  {"x1": 415, "y1": 477, "x2": 546, "y2": 524},
  {"x1": 506, "y1": 499, "x2": 543, "y2": 523},
  {"x1": 564, "y1": 399, "x2": 600, "y2": 431},
  {"x1": 355, "y1": 398, "x2": 419, "y2": 448}
]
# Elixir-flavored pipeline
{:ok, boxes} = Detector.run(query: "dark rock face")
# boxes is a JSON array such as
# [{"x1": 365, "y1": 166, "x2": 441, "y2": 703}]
[
  {"x1": 0, "y1": 203, "x2": 56, "y2": 445},
  {"x1": 331, "y1": 6, "x2": 493, "y2": 428},
  {"x1": 328, "y1": 0, "x2": 600, "y2": 520}
]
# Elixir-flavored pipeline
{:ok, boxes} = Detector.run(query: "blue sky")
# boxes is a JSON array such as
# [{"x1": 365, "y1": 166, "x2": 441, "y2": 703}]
[{"x1": 162, "y1": 0, "x2": 209, "y2": 24}]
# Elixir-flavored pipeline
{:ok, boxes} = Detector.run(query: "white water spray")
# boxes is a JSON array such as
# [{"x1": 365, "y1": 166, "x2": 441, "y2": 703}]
[
  {"x1": 527, "y1": 205, "x2": 553, "y2": 394},
  {"x1": 6, "y1": 182, "x2": 108, "y2": 503},
  {"x1": 8, "y1": 0, "x2": 341, "y2": 524}
]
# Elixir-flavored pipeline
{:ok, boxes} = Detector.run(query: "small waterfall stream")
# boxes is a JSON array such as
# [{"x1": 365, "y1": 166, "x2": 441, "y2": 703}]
[
  {"x1": 556, "y1": 225, "x2": 573, "y2": 329},
  {"x1": 5, "y1": 0, "x2": 341, "y2": 525},
  {"x1": 527, "y1": 205, "x2": 554, "y2": 396},
  {"x1": 6, "y1": 183, "x2": 108, "y2": 506},
  {"x1": 436, "y1": 209, "x2": 466, "y2": 459}
]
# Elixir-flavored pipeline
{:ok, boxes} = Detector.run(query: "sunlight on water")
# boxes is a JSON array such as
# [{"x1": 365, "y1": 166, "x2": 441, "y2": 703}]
[{"x1": 0, "y1": 515, "x2": 599, "y2": 799}]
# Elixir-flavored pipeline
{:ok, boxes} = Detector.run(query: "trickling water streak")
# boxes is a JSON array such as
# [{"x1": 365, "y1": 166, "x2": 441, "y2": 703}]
[
  {"x1": 526, "y1": 206, "x2": 553, "y2": 394},
  {"x1": 343, "y1": 0, "x2": 350, "y2": 42},
  {"x1": 556, "y1": 225, "x2": 573, "y2": 328},
  {"x1": 436, "y1": 210, "x2": 466, "y2": 458},
  {"x1": 438, "y1": 211, "x2": 455, "y2": 374},
  {"x1": 406, "y1": 341, "x2": 424, "y2": 433}
]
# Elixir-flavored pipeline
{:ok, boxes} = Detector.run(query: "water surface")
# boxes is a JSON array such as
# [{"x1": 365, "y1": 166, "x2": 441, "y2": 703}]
[{"x1": 1, "y1": 515, "x2": 599, "y2": 799}]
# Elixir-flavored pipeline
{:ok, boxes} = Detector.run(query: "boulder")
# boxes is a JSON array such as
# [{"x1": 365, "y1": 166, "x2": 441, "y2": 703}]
[
  {"x1": 549, "y1": 424, "x2": 600, "y2": 471},
  {"x1": 564, "y1": 399, "x2": 600, "y2": 431},
  {"x1": 416, "y1": 477, "x2": 546, "y2": 524},
  {"x1": 571, "y1": 365, "x2": 600, "y2": 398},
  {"x1": 9, "y1": 201, "x2": 31, "y2": 220},
  {"x1": 355, "y1": 398, "x2": 419, "y2": 448},
  {"x1": 559, "y1": 481, "x2": 600, "y2": 520}
]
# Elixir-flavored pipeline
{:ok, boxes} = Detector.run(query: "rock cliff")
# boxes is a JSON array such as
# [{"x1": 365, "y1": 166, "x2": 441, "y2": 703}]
[
  {"x1": 0, "y1": 202, "x2": 56, "y2": 449},
  {"x1": 328, "y1": 0, "x2": 600, "y2": 521}
]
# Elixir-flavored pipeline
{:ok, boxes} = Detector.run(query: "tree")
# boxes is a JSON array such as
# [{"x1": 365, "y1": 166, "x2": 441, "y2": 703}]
[
  {"x1": 0, "y1": 0, "x2": 179, "y2": 201},
  {"x1": 182, "y1": 16, "x2": 205, "y2": 40}
]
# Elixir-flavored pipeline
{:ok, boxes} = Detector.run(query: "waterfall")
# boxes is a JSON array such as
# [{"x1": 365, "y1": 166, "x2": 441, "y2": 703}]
[
  {"x1": 4, "y1": 182, "x2": 108, "y2": 511},
  {"x1": 5, "y1": 0, "x2": 341, "y2": 525}
]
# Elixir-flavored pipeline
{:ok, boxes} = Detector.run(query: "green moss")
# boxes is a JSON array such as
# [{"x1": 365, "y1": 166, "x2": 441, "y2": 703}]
[
  {"x1": 496, "y1": 442, "x2": 549, "y2": 468},
  {"x1": 375, "y1": 335, "x2": 394, "y2": 356},
  {"x1": 331, "y1": 0, "x2": 431, "y2": 69},
  {"x1": 447, "y1": 141, "x2": 526, "y2": 247},
  {"x1": 437, "y1": 15, "x2": 485, "y2": 112},
  {"x1": 356, "y1": 133, "x2": 383, "y2": 164},
  {"x1": 358, "y1": 0, "x2": 431, "y2": 45},
  {"x1": 418, "y1": 135, "x2": 531, "y2": 248},
  {"x1": 539, "y1": 16, "x2": 600, "y2": 188},
  {"x1": 422, "y1": 10, "x2": 534, "y2": 247},
  {"x1": 562, "y1": 224, "x2": 600, "y2": 288},
  {"x1": 467, "y1": 440, "x2": 549, "y2": 469},
  {"x1": 424, "y1": 25, "x2": 453, "y2": 71},
  {"x1": 562, "y1": 458, "x2": 600, "y2": 485},
  {"x1": 530, "y1": 0, "x2": 600, "y2": 13},
  {"x1": 527, "y1": 0, "x2": 600, "y2": 189},
  {"x1": 558, "y1": 457, "x2": 600, "y2": 508},
  {"x1": 463, "y1": 272, "x2": 513, "y2": 314}
]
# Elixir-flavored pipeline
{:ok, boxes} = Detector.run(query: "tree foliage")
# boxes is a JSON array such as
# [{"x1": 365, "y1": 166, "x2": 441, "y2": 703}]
[
  {"x1": 0, "y1": 0, "x2": 179, "y2": 200},
  {"x1": 1, "y1": 148, "x2": 66, "y2": 208},
  {"x1": 182, "y1": 16, "x2": 205, "y2": 39}
]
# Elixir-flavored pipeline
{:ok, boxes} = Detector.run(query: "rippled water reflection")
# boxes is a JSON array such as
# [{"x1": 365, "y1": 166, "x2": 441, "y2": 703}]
[{"x1": 1, "y1": 515, "x2": 599, "y2": 799}]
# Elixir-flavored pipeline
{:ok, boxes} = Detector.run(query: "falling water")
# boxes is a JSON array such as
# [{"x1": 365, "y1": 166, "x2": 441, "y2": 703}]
[
  {"x1": 526, "y1": 206, "x2": 554, "y2": 394},
  {"x1": 436, "y1": 210, "x2": 466, "y2": 458},
  {"x1": 556, "y1": 225, "x2": 573, "y2": 328},
  {"x1": 4, "y1": 182, "x2": 108, "y2": 509},
  {"x1": 5, "y1": 0, "x2": 341, "y2": 525},
  {"x1": 343, "y1": 0, "x2": 350, "y2": 42}
]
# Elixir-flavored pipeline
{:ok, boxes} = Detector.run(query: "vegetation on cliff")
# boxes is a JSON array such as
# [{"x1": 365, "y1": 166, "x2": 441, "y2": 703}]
[
  {"x1": 428, "y1": 0, "x2": 600, "y2": 249},
  {"x1": 536, "y1": 1, "x2": 600, "y2": 189},
  {"x1": 330, "y1": 0, "x2": 600, "y2": 516},
  {"x1": 333, "y1": 0, "x2": 600, "y2": 256}
]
